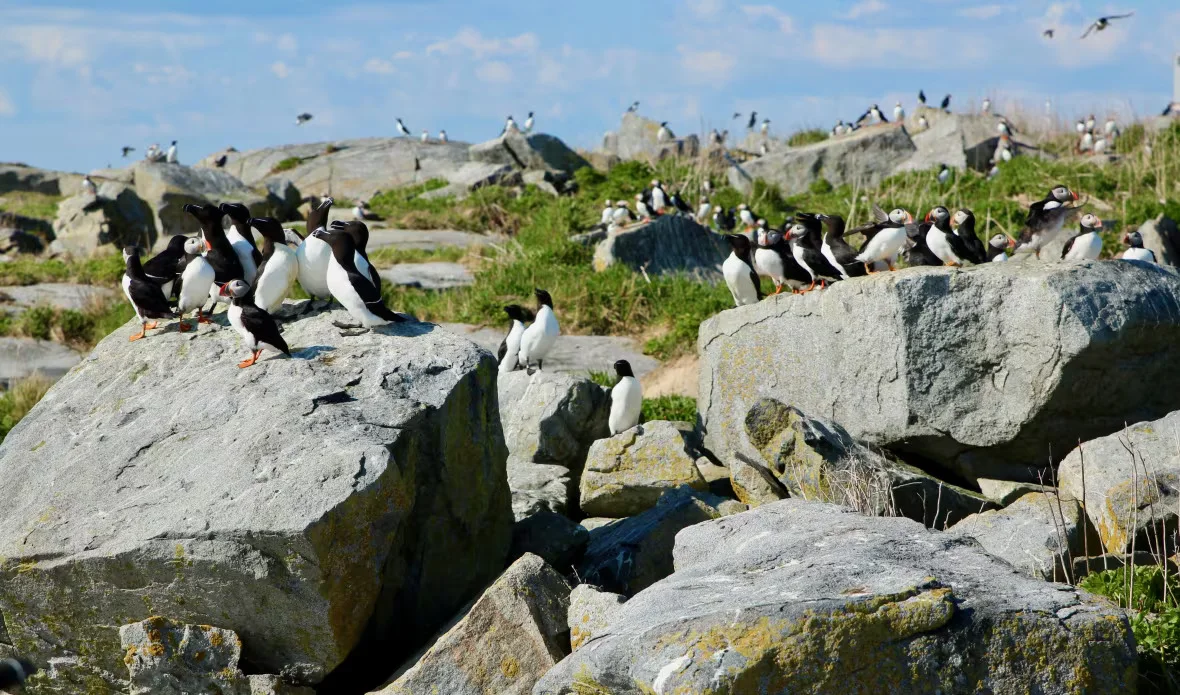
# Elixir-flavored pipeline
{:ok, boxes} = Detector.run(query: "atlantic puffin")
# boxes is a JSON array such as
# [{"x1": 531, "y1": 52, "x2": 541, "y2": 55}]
[
  {"x1": 121, "y1": 246, "x2": 177, "y2": 342},
  {"x1": 788, "y1": 214, "x2": 844, "y2": 291},
  {"x1": 519, "y1": 288, "x2": 560, "y2": 373},
  {"x1": 951, "y1": 209, "x2": 987, "y2": 264},
  {"x1": 754, "y1": 224, "x2": 810, "y2": 294},
  {"x1": 175, "y1": 237, "x2": 215, "y2": 331},
  {"x1": 219, "y1": 202, "x2": 263, "y2": 284},
  {"x1": 316, "y1": 227, "x2": 407, "y2": 329},
  {"x1": 608, "y1": 359, "x2": 642, "y2": 435},
  {"x1": 924, "y1": 206, "x2": 971, "y2": 266},
  {"x1": 818, "y1": 214, "x2": 868, "y2": 279},
  {"x1": 221, "y1": 279, "x2": 291, "y2": 368},
  {"x1": 248, "y1": 217, "x2": 300, "y2": 313},
  {"x1": 987, "y1": 234, "x2": 1015, "y2": 262},
  {"x1": 1015, "y1": 185, "x2": 1079, "y2": 255},
  {"x1": 184, "y1": 202, "x2": 244, "y2": 312},
  {"x1": 853, "y1": 205, "x2": 911, "y2": 273},
  {"x1": 905, "y1": 221, "x2": 943, "y2": 267},
  {"x1": 723, "y1": 234, "x2": 762, "y2": 305},
  {"x1": 497, "y1": 304, "x2": 536, "y2": 373},
  {"x1": 1061, "y1": 214, "x2": 1104, "y2": 261},
  {"x1": 1122, "y1": 231, "x2": 1156, "y2": 263}
]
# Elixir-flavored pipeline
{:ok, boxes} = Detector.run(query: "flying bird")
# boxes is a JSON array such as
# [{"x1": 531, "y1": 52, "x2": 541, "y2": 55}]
[
  {"x1": 732, "y1": 112, "x2": 742, "y2": 120},
  {"x1": 747, "y1": 112, "x2": 757, "y2": 130},
  {"x1": 121, "y1": 146, "x2": 135, "y2": 158},
  {"x1": 396, "y1": 118, "x2": 411, "y2": 137},
  {"x1": 626, "y1": 101, "x2": 640, "y2": 113},
  {"x1": 296, "y1": 112, "x2": 313, "y2": 126},
  {"x1": 1082, "y1": 12, "x2": 1133, "y2": 38},
  {"x1": 1042, "y1": 28, "x2": 1055, "y2": 38}
]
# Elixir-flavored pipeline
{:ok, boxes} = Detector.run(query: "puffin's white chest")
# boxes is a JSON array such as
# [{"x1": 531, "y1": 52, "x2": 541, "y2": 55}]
[
  {"x1": 926, "y1": 228, "x2": 961, "y2": 264},
  {"x1": 1064, "y1": 231, "x2": 1102, "y2": 261},
  {"x1": 609, "y1": 376, "x2": 643, "y2": 435}
]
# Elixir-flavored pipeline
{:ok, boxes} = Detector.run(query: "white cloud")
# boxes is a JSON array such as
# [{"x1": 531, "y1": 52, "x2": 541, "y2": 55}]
[
  {"x1": 475, "y1": 60, "x2": 513, "y2": 83},
  {"x1": 957, "y1": 4, "x2": 1006, "y2": 20},
  {"x1": 1, "y1": 26, "x2": 89, "y2": 67},
  {"x1": 270, "y1": 61, "x2": 289, "y2": 79},
  {"x1": 426, "y1": 28, "x2": 539, "y2": 59},
  {"x1": 842, "y1": 0, "x2": 887, "y2": 20},
  {"x1": 741, "y1": 5, "x2": 794, "y2": 34},
  {"x1": 393, "y1": 50, "x2": 414, "y2": 60},
  {"x1": 132, "y1": 63, "x2": 195, "y2": 86},
  {"x1": 276, "y1": 33, "x2": 298, "y2": 54},
  {"x1": 679, "y1": 47, "x2": 737, "y2": 83},
  {"x1": 537, "y1": 56, "x2": 564, "y2": 85},
  {"x1": 0, "y1": 89, "x2": 14, "y2": 116},
  {"x1": 363, "y1": 58, "x2": 395, "y2": 74},
  {"x1": 686, "y1": 0, "x2": 725, "y2": 18},
  {"x1": 809, "y1": 24, "x2": 986, "y2": 68}
]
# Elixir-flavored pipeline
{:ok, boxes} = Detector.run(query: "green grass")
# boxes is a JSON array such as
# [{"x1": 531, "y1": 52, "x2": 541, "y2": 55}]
[
  {"x1": 0, "y1": 191, "x2": 63, "y2": 221},
  {"x1": 641, "y1": 395, "x2": 697, "y2": 424},
  {"x1": 0, "y1": 374, "x2": 53, "y2": 444},
  {"x1": 271, "y1": 156, "x2": 302, "y2": 174},
  {"x1": 0, "y1": 255, "x2": 125, "y2": 286},
  {"x1": 367, "y1": 245, "x2": 469, "y2": 267},
  {"x1": 787, "y1": 129, "x2": 828, "y2": 148},
  {"x1": 4, "y1": 300, "x2": 134, "y2": 350},
  {"x1": 1081, "y1": 567, "x2": 1180, "y2": 693}
]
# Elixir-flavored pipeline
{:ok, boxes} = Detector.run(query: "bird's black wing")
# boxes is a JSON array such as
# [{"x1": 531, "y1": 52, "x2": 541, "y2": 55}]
[
  {"x1": 346, "y1": 266, "x2": 406, "y2": 323},
  {"x1": 1081, "y1": 21, "x2": 1098, "y2": 38},
  {"x1": 128, "y1": 276, "x2": 177, "y2": 319},
  {"x1": 206, "y1": 248, "x2": 244, "y2": 284},
  {"x1": 142, "y1": 241, "x2": 185, "y2": 284},
  {"x1": 747, "y1": 263, "x2": 764, "y2": 301},
  {"x1": 855, "y1": 108, "x2": 872, "y2": 126},
  {"x1": 801, "y1": 247, "x2": 843, "y2": 281},
  {"x1": 240, "y1": 303, "x2": 290, "y2": 355},
  {"x1": 1060, "y1": 233, "x2": 1083, "y2": 260},
  {"x1": 1106, "y1": 12, "x2": 1133, "y2": 20},
  {"x1": 963, "y1": 234, "x2": 987, "y2": 264},
  {"x1": 918, "y1": 90, "x2": 926, "y2": 104},
  {"x1": 944, "y1": 230, "x2": 975, "y2": 262},
  {"x1": 497, "y1": 337, "x2": 508, "y2": 363},
  {"x1": 877, "y1": 111, "x2": 890, "y2": 124},
  {"x1": 361, "y1": 251, "x2": 382, "y2": 290},
  {"x1": 941, "y1": 95, "x2": 951, "y2": 109}
]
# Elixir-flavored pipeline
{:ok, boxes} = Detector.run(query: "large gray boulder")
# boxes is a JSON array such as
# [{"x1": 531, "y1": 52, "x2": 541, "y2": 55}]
[
  {"x1": 535, "y1": 499, "x2": 1137, "y2": 694},
  {"x1": 699, "y1": 262, "x2": 1180, "y2": 486},
  {"x1": 0, "y1": 283, "x2": 116, "y2": 315},
  {"x1": 51, "y1": 181, "x2": 157, "y2": 255},
  {"x1": 0, "y1": 337, "x2": 82, "y2": 388},
  {"x1": 602, "y1": 113, "x2": 700, "y2": 161},
  {"x1": 469, "y1": 132, "x2": 588, "y2": 174},
  {"x1": 0, "y1": 163, "x2": 84, "y2": 197},
  {"x1": 374, "y1": 553, "x2": 571, "y2": 695},
  {"x1": 592, "y1": 215, "x2": 726, "y2": 280},
  {"x1": 198, "y1": 138, "x2": 472, "y2": 203},
  {"x1": 895, "y1": 111, "x2": 1002, "y2": 173},
  {"x1": 0, "y1": 304, "x2": 513, "y2": 691},
  {"x1": 948, "y1": 491, "x2": 1090, "y2": 581},
  {"x1": 579, "y1": 421, "x2": 709, "y2": 518},
  {"x1": 567, "y1": 584, "x2": 626, "y2": 651},
  {"x1": 1137, "y1": 214, "x2": 1179, "y2": 266},
  {"x1": 728, "y1": 124, "x2": 915, "y2": 197},
  {"x1": 1058, "y1": 409, "x2": 1180, "y2": 555},
  {"x1": 132, "y1": 162, "x2": 270, "y2": 240}
]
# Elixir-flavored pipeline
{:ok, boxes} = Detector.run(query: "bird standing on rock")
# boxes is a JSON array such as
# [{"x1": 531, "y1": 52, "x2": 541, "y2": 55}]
[
  {"x1": 82, "y1": 175, "x2": 97, "y2": 197},
  {"x1": 519, "y1": 288, "x2": 560, "y2": 373},
  {"x1": 854, "y1": 205, "x2": 911, "y2": 273},
  {"x1": 987, "y1": 234, "x2": 1015, "y2": 262},
  {"x1": 755, "y1": 224, "x2": 811, "y2": 294},
  {"x1": 186, "y1": 202, "x2": 244, "y2": 313},
  {"x1": 142, "y1": 235, "x2": 189, "y2": 300},
  {"x1": 249, "y1": 217, "x2": 300, "y2": 314},
  {"x1": 295, "y1": 197, "x2": 335, "y2": 306},
  {"x1": 925, "y1": 206, "x2": 970, "y2": 266},
  {"x1": 951, "y1": 209, "x2": 987, "y2": 264},
  {"x1": 330, "y1": 220, "x2": 381, "y2": 289},
  {"x1": 220, "y1": 203, "x2": 263, "y2": 285},
  {"x1": 175, "y1": 237, "x2": 215, "y2": 331},
  {"x1": 122, "y1": 246, "x2": 177, "y2": 342},
  {"x1": 221, "y1": 279, "x2": 290, "y2": 368},
  {"x1": 317, "y1": 227, "x2": 408, "y2": 330},
  {"x1": 657, "y1": 122, "x2": 672, "y2": 142},
  {"x1": 498, "y1": 304, "x2": 535, "y2": 373},
  {"x1": 609, "y1": 360, "x2": 642, "y2": 435},
  {"x1": 524, "y1": 111, "x2": 535, "y2": 133},
  {"x1": 1015, "y1": 185, "x2": 1079, "y2": 255},
  {"x1": 818, "y1": 214, "x2": 867, "y2": 279},
  {"x1": 723, "y1": 234, "x2": 763, "y2": 306},
  {"x1": 789, "y1": 214, "x2": 844, "y2": 291},
  {"x1": 1122, "y1": 231, "x2": 1156, "y2": 263},
  {"x1": 1062, "y1": 214, "x2": 1104, "y2": 261}
]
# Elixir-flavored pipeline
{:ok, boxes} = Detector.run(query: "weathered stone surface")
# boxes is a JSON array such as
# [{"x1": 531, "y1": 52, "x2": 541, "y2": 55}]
[
  {"x1": 499, "y1": 370, "x2": 610, "y2": 473},
  {"x1": 374, "y1": 553, "x2": 571, "y2": 695},
  {"x1": 0, "y1": 304, "x2": 512, "y2": 690},
  {"x1": 728, "y1": 123, "x2": 916, "y2": 197},
  {"x1": 0, "y1": 226, "x2": 47, "y2": 253},
  {"x1": 578, "y1": 517, "x2": 617, "y2": 531},
  {"x1": 366, "y1": 229, "x2": 501, "y2": 252},
  {"x1": 577, "y1": 487, "x2": 724, "y2": 596},
  {"x1": 51, "y1": 181, "x2": 157, "y2": 255},
  {"x1": 536, "y1": 499, "x2": 1137, "y2": 695},
  {"x1": 977, "y1": 478, "x2": 1044, "y2": 505},
  {"x1": 1059, "y1": 410, "x2": 1180, "y2": 554},
  {"x1": 896, "y1": 112, "x2": 1002, "y2": 173},
  {"x1": 700, "y1": 262, "x2": 1180, "y2": 485},
  {"x1": 602, "y1": 113, "x2": 700, "y2": 161},
  {"x1": 579, "y1": 421, "x2": 708, "y2": 518},
  {"x1": 509, "y1": 510, "x2": 589, "y2": 571},
  {"x1": 592, "y1": 215, "x2": 726, "y2": 280},
  {"x1": 469, "y1": 132, "x2": 588, "y2": 174},
  {"x1": 567, "y1": 584, "x2": 626, "y2": 651},
  {"x1": 508, "y1": 461, "x2": 573, "y2": 520},
  {"x1": 199, "y1": 138, "x2": 472, "y2": 203},
  {"x1": 522, "y1": 170, "x2": 560, "y2": 196},
  {"x1": 728, "y1": 452, "x2": 789, "y2": 507},
  {"x1": 0, "y1": 337, "x2": 82, "y2": 387},
  {"x1": 262, "y1": 177, "x2": 303, "y2": 220},
  {"x1": 948, "y1": 492, "x2": 1089, "y2": 581},
  {"x1": 379, "y1": 262, "x2": 473, "y2": 290},
  {"x1": 418, "y1": 162, "x2": 522, "y2": 200},
  {"x1": 132, "y1": 162, "x2": 270, "y2": 240},
  {"x1": 0, "y1": 163, "x2": 83, "y2": 197},
  {"x1": 743, "y1": 399, "x2": 994, "y2": 527},
  {"x1": 0, "y1": 283, "x2": 116, "y2": 315},
  {"x1": 443, "y1": 324, "x2": 659, "y2": 378},
  {"x1": 1137, "y1": 214, "x2": 1179, "y2": 266}
]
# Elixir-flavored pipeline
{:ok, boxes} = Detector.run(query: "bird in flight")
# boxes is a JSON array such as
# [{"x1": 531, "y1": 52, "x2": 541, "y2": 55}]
[
  {"x1": 1042, "y1": 28, "x2": 1054, "y2": 38},
  {"x1": 296, "y1": 113, "x2": 313, "y2": 126},
  {"x1": 1082, "y1": 12, "x2": 1133, "y2": 39},
  {"x1": 121, "y1": 146, "x2": 135, "y2": 158}
]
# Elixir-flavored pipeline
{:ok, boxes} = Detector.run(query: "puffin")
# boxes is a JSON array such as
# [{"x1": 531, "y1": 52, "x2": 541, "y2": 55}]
[
  {"x1": 737, "y1": 204, "x2": 755, "y2": 229},
  {"x1": 600, "y1": 200, "x2": 614, "y2": 226},
  {"x1": 754, "y1": 224, "x2": 811, "y2": 294},
  {"x1": 818, "y1": 214, "x2": 867, "y2": 279},
  {"x1": 650, "y1": 180, "x2": 667, "y2": 213},
  {"x1": 1061, "y1": 214, "x2": 1104, "y2": 261},
  {"x1": 519, "y1": 288, "x2": 560, "y2": 373},
  {"x1": 82, "y1": 175, "x2": 97, "y2": 197},
  {"x1": 439, "y1": 130, "x2": 448, "y2": 143},
  {"x1": 220, "y1": 279, "x2": 291, "y2": 368},
  {"x1": 723, "y1": 234, "x2": 763, "y2": 306},
  {"x1": 184, "y1": 202, "x2": 244, "y2": 311},
  {"x1": 1122, "y1": 231, "x2": 1156, "y2": 263},
  {"x1": 329, "y1": 219, "x2": 381, "y2": 289},
  {"x1": 524, "y1": 111, "x2": 535, "y2": 132},
  {"x1": 248, "y1": 217, "x2": 300, "y2": 313},
  {"x1": 1082, "y1": 12, "x2": 1133, "y2": 38},
  {"x1": 296, "y1": 196, "x2": 335, "y2": 304},
  {"x1": 951, "y1": 209, "x2": 988, "y2": 264},
  {"x1": 987, "y1": 234, "x2": 1015, "y2": 262},
  {"x1": 1015, "y1": 185, "x2": 1079, "y2": 255},
  {"x1": 893, "y1": 101, "x2": 904, "y2": 122},
  {"x1": 316, "y1": 228, "x2": 407, "y2": 329},
  {"x1": 174, "y1": 237, "x2": 215, "y2": 331},
  {"x1": 715, "y1": 206, "x2": 736, "y2": 233},
  {"x1": 219, "y1": 203, "x2": 263, "y2": 284},
  {"x1": 635, "y1": 194, "x2": 653, "y2": 221},
  {"x1": 141, "y1": 234, "x2": 189, "y2": 300},
  {"x1": 937, "y1": 165, "x2": 951, "y2": 185},
  {"x1": 924, "y1": 206, "x2": 971, "y2": 266},
  {"x1": 121, "y1": 246, "x2": 177, "y2": 342},
  {"x1": 165, "y1": 140, "x2": 178, "y2": 163},
  {"x1": 696, "y1": 198, "x2": 712, "y2": 222},
  {"x1": 420, "y1": 130, "x2": 429, "y2": 143},
  {"x1": 853, "y1": 205, "x2": 911, "y2": 273},
  {"x1": 396, "y1": 118, "x2": 411, "y2": 137},
  {"x1": 656, "y1": 122, "x2": 672, "y2": 142},
  {"x1": 612, "y1": 201, "x2": 633, "y2": 226},
  {"x1": 670, "y1": 192, "x2": 692, "y2": 216},
  {"x1": 789, "y1": 214, "x2": 844, "y2": 291},
  {"x1": 905, "y1": 221, "x2": 944, "y2": 267},
  {"x1": 608, "y1": 359, "x2": 642, "y2": 435},
  {"x1": 497, "y1": 304, "x2": 536, "y2": 373}
]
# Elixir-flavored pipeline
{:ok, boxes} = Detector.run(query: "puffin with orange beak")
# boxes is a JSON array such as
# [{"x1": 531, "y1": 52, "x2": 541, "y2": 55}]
[
  {"x1": 121, "y1": 246, "x2": 177, "y2": 342},
  {"x1": 221, "y1": 279, "x2": 290, "y2": 368},
  {"x1": 1015, "y1": 185, "x2": 1080, "y2": 256},
  {"x1": 924, "y1": 206, "x2": 971, "y2": 266},
  {"x1": 1061, "y1": 214, "x2": 1104, "y2": 261},
  {"x1": 184, "y1": 202, "x2": 243, "y2": 318}
]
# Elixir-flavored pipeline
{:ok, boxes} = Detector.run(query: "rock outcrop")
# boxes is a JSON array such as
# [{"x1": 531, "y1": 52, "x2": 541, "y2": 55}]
[
  {"x1": 0, "y1": 304, "x2": 513, "y2": 691},
  {"x1": 0, "y1": 163, "x2": 84, "y2": 197},
  {"x1": 52, "y1": 181, "x2": 157, "y2": 255},
  {"x1": 579, "y1": 421, "x2": 709, "y2": 518},
  {"x1": 592, "y1": 215, "x2": 727, "y2": 280},
  {"x1": 132, "y1": 162, "x2": 271, "y2": 239},
  {"x1": 508, "y1": 510, "x2": 589, "y2": 571},
  {"x1": 699, "y1": 262, "x2": 1180, "y2": 485},
  {"x1": 600, "y1": 113, "x2": 700, "y2": 161},
  {"x1": 1137, "y1": 214, "x2": 1179, "y2": 266},
  {"x1": 896, "y1": 111, "x2": 1004, "y2": 173},
  {"x1": 948, "y1": 492, "x2": 1090, "y2": 581},
  {"x1": 727, "y1": 124, "x2": 916, "y2": 197},
  {"x1": 468, "y1": 132, "x2": 589, "y2": 175},
  {"x1": 567, "y1": 584, "x2": 626, "y2": 651},
  {"x1": 374, "y1": 553, "x2": 571, "y2": 695},
  {"x1": 536, "y1": 499, "x2": 1137, "y2": 694},
  {"x1": 0, "y1": 337, "x2": 82, "y2": 387}
]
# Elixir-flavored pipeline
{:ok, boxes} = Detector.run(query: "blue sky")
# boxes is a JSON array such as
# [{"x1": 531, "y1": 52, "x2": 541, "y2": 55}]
[{"x1": 1, "y1": 0, "x2": 1177, "y2": 173}]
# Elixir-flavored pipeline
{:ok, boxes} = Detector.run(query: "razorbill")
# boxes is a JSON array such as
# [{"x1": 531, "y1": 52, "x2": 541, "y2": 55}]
[
  {"x1": 175, "y1": 237, "x2": 215, "y2": 331},
  {"x1": 142, "y1": 234, "x2": 189, "y2": 300},
  {"x1": 609, "y1": 360, "x2": 642, "y2": 435},
  {"x1": 330, "y1": 219, "x2": 381, "y2": 289},
  {"x1": 755, "y1": 225, "x2": 810, "y2": 294},
  {"x1": 396, "y1": 118, "x2": 411, "y2": 137},
  {"x1": 1015, "y1": 185, "x2": 1079, "y2": 255},
  {"x1": 819, "y1": 214, "x2": 868, "y2": 279},
  {"x1": 519, "y1": 288, "x2": 560, "y2": 372},
  {"x1": 950, "y1": 209, "x2": 987, "y2": 264},
  {"x1": 656, "y1": 122, "x2": 672, "y2": 142},
  {"x1": 497, "y1": 304, "x2": 536, "y2": 373},
  {"x1": 184, "y1": 202, "x2": 244, "y2": 309},
  {"x1": 789, "y1": 214, "x2": 844, "y2": 290},
  {"x1": 296, "y1": 196, "x2": 335, "y2": 303},
  {"x1": 723, "y1": 233, "x2": 763, "y2": 306},
  {"x1": 854, "y1": 205, "x2": 911, "y2": 272},
  {"x1": 1122, "y1": 231, "x2": 1156, "y2": 263},
  {"x1": 439, "y1": 129, "x2": 448, "y2": 142},
  {"x1": 82, "y1": 175, "x2": 97, "y2": 197},
  {"x1": 524, "y1": 111, "x2": 534, "y2": 132},
  {"x1": 220, "y1": 279, "x2": 290, "y2": 368},
  {"x1": 317, "y1": 227, "x2": 407, "y2": 328},
  {"x1": 249, "y1": 217, "x2": 300, "y2": 313},
  {"x1": 1082, "y1": 12, "x2": 1133, "y2": 38},
  {"x1": 165, "y1": 140, "x2": 178, "y2": 163},
  {"x1": 987, "y1": 234, "x2": 1014, "y2": 262},
  {"x1": 1059, "y1": 214, "x2": 1104, "y2": 261},
  {"x1": 220, "y1": 202, "x2": 263, "y2": 284},
  {"x1": 121, "y1": 246, "x2": 177, "y2": 341},
  {"x1": 296, "y1": 112, "x2": 313, "y2": 125}
]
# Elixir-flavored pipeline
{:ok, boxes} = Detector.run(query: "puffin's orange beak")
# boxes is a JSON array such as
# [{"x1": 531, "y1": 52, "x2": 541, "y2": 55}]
[
  {"x1": 924, "y1": 212, "x2": 931, "y2": 223},
  {"x1": 1094, "y1": 219, "x2": 1104, "y2": 228},
  {"x1": 1071, "y1": 191, "x2": 1079, "y2": 201},
  {"x1": 218, "y1": 284, "x2": 229, "y2": 297},
  {"x1": 1007, "y1": 238, "x2": 1016, "y2": 250},
  {"x1": 205, "y1": 240, "x2": 212, "y2": 252},
  {"x1": 905, "y1": 212, "x2": 914, "y2": 223}
]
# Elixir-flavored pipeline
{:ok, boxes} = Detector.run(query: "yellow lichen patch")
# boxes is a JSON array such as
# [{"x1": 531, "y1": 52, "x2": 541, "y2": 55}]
[
  {"x1": 123, "y1": 644, "x2": 139, "y2": 666},
  {"x1": 194, "y1": 650, "x2": 205, "y2": 661},
  {"x1": 147, "y1": 628, "x2": 162, "y2": 643},
  {"x1": 146, "y1": 643, "x2": 165, "y2": 657},
  {"x1": 500, "y1": 655, "x2": 520, "y2": 679},
  {"x1": 210, "y1": 631, "x2": 223, "y2": 647}
]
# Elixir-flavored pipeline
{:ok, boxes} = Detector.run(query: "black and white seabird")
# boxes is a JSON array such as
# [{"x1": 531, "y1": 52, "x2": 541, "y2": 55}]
[
  {"x1": 420, "y1": 130, "x2": 429, "y2": 143},
  {"x1": 221, "y1": 279, "x2": 291, "y2": 368},
  {"x1": 893, "y1": 101, "x2": 904, "y2": 122},
  {"x1": 184, "y1": 203, "x2": 244, "y2": 312},
  {"x1": 982, "y1": 98, "x2": 992, "y2": 115},
  {"x1": 1015, "y1": 185, "x2": 1079, "y2": 255},
  {"x1": 737, "y1": 203, "x2": 755, "y2": 230},
  {"x1": 788, "y1": 214, "x2": 844, "y2": 291},
  {"x1": 524, "y1": 111, "x2": 535, "y2": 132},
  {"x1": 987, "y1": 234, "x2": 1015, "y2": 262},
  {"x1": 951, "y1": 209, "x2": 987, "y2": 264},
  {"x1": 650, "y1": 180, "x2": 668, "y2": 212},
  {"x1": 1061, "y1": 214, "x2": 1104, "y2": 261},
  {"x1": 853, "y1": 205, "x2": 911, "y2": 273},
  {"x1": 439, "y1": 129, "x2": 448, "y2": 143},
  {"x1": 818, "y1": 214, "x2": 868, "y2": 279},
  {"x1": 329, "y1": 219, "x2": 381, "y2": 289},
  {"x1": 635, "y1": 194, "x2": 653, "y2": 221},
  {"x1": 519, "y1": 288, "x2": 560, "y2": 373},
  {"x1": 918, "y1": 90, "x2": 927, "y2": 105},
  {"x1": 504, "y1": 115, "x2": 518, "y2": 134},
  {"x1": 714, "y1": 206, "x2": 736, "y2": 233},
  {"x1": 166, "y1": 140, "x2": 178, "y2": 163},
  {"x1": 0, "y1": 657, "x2": 36, "y2": 690},
  {"x1": 1122, "y1": 231, "x2": 1156, "y2": 263},
  {"x1": 1082, "y1": 12, "x2": 1133, "y2": 38},
  {"x1": 670, "y1": 192, "x2": 692, "y2": 216},
  {"x1": 82, "y1": 175, "x2": 97, "y2": 197},
  {"x1": 121, "y1": 146, "x2": 135, "y2": 158},
  {"x1": 924, "y1": 206, "x2": 972, "y2": 266},
  {"x1": 760, "y1": 118, "x2": 770, "y2": 135},
  {"x1": 656, "y1": 122, "x2": 672, "y2": 142},
  {"x1": 609, "y1": 360, "x2": 642, "y2": 435},
  {"x1": 296, "y1": 196, "x2": 335, "y2": 304},
  {"x1": 940, "y1": 94, "x2": 951, "y2": 112},
  {"x1": 142, "y1": 234, "x2": 189, "y2": 300},
  {"x1": 612, "y1": 201, "x2": 633, "y2": 226},
  {"x1": 220, "y1": 202, "x2": 263, "y2": 284},
  {"x1": 296, "y1": 112, "x2": 313, "y2": 126},
  {"x1": 696, "y1": 197, "x2": 712, "y2": 222},
  {"x1": 746, "y1": 112, "x2": 757, "y2": 130},
  {"x1": 1043, "y1": 28, "x2": 1055, "y2": 38},
  {"x1": 937, "y1": 165, "x2": 950, "y2": 185},
  {"x1": 396, "y1": 118, "x2": 411, "y2": 137},
  {"x1": 175, "y1": 236, "x2": 215, "y2": 331},
  {"x1": 249, "y1": 217, "x2": 300, "y2": 313},
  {"x1": 213, "y1": 154, "x2": 228, "y2": 167},
  {"x1": 723, "y1": 234, "x2": 763, "y2": 306},
  {"x1": 497, "y1": 304, "x2": 535, "y2": 373},
  {"x1": 626, "y1": 101, "x2": 640, "y2": 113},
  {"x1": 754, "y1": 224, "x2": 810, "y2": 294},
  {"x1": 905, "y1": 220, "x2": 943, "y2": 267},
  {"x1": 317, "y1": 227, "x2": 407, "y2": 329},
  {"x1": 121, "y1": 246, "x2": 177, "y2": 341}
]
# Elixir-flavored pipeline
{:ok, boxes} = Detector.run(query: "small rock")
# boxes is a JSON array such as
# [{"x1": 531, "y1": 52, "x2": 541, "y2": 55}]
[
  {"x1": 579, "y1": 421, "x2": 709, "y2": 517},
  {"x1": 579, "y1": 517, "x2": 617, "y2": 531},
  {"x1": 948, "y1": 492, "x2": 1091, "y2": 581},
  {"x1": 366, "y1": 229, "x2": 501, "y2": 252},
  {"x1": 469, "y1": 132, "x2": 589, "y2": 174},
  {"x1": 132, "y1": 162, "x2": 271, "y2": 242},
  {"x1": 508, "y1": 460, "x2": 572, "y2": 520},
  {"x1": 728, "y1": 452, "x2": 789, "y2": 507},
  {"x1": 51, "y1": 181, "x2": 157, "y2": 256},
  {"x1": 977, "y1": 478, "x2": 1045, "y2": 506},
  {"x1": 508, "y1": 510, "x2": 589, "y2": 571},
  {"x1": 1136, "y1": 214, "x2": 1179, "y2": 266},
  {"x1": 522, "y1": 170, "x2": 560, "y2": 196},
  {"x1": 378, "y1": 262, "x2": 473, "y2": 290},
  {"x1": 0, "y1": 337, "x2": 82, "y2": 387},
  {"x1": 592, "y1": 215, "x2": 726, "y2": 281},
  {"x1": 119, "y1": 617, "x2": 246, "y2": 695},
  {"x1": 498, "y1": 370, "x2": 610, "y2": 476},
  {"x1": 600, "y1": 113, "x2": 700, "y2": 161},
  {"x1": 567, "y1": 584, "x2": 627, "y2": 651}
]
